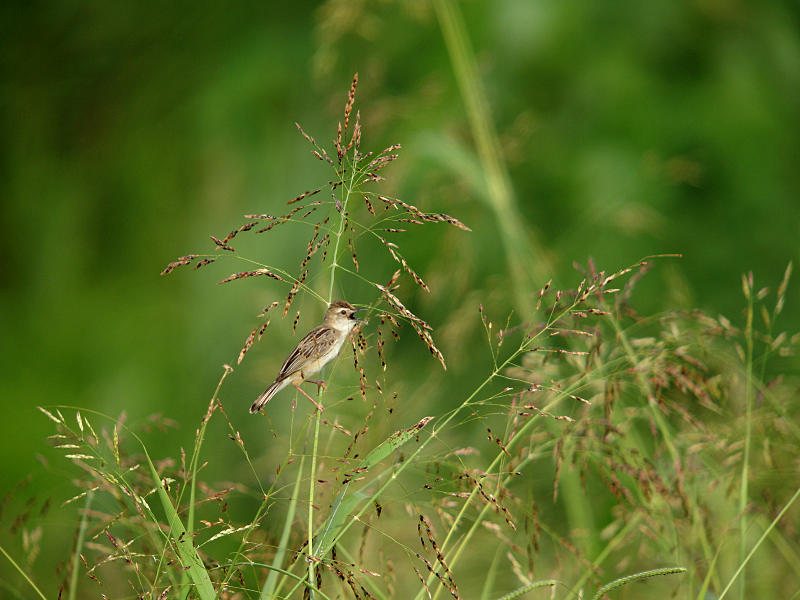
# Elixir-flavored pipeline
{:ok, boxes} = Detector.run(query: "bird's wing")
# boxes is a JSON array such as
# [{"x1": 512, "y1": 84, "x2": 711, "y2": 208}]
[{"x1": 276, "y1": 326, "x2": 338, "y2": 380}]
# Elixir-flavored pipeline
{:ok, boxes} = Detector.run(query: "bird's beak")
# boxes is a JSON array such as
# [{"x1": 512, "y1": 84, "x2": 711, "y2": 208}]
[{"x1": 351, "y1": 307, "x2": 366, "y2": 322}]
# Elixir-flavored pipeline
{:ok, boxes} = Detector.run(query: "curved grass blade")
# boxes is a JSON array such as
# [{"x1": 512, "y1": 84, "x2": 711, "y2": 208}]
[
  {"x1": 315, "y1": 416, "x2": 433, "y2": 558},
  {"x1": 260, "y1": 455, "x2": 306, "y2": 599},
  {"x1": 144, "y1": 452, "x2": 216, "y2": 600},
  {"x1": 0, "y1": 544, "x2": 47, "y2": 600},
  {"x1": 493, "y1": 580, "x2": 558, "y2": 600},
  {"x1": 592, "y1": 567, "x2": 686, "y2": 600},
  {"x1": 67, "y1": 490, "x2": 93, "y2": 600}
]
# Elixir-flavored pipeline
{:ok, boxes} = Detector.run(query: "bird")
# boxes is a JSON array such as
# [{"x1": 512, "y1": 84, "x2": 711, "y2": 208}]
[{"x1": 250, "y1": 300, "x2": 362, "y2": 413}]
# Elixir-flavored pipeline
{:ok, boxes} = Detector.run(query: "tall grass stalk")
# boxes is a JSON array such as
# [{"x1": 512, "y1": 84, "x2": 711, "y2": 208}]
[
  {"x1": 433, "y1": 0, "x2": 548, "y2": 311},
  {"x1": 67, "y1": 490, "x2": 93, "y2": 600},
  {"x1": 720, "y1": 485, "x2": 800, "y2": 600},
  {"x1": 738, "y1": 273, "x2": 755, "y2": 599},
  {"x1": 0, "y1": 544, "x2": 47, "y2": 600},
  {"x1": 261, "y1": 455, "x2": 305, "y2": 598}
]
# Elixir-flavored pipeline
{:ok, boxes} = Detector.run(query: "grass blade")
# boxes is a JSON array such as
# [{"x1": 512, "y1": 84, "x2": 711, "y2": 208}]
[
  {"x1": 260, "y1": 455, "x2": 305, "y2": 599},
  {"x1": 592, "y1": 567, "x2": 686, "y2": 600},
  {"x1": 718, "y1": 484, "x2": 800, "y2": 599},
  {"x1": 315, "y1": 416, "x2": 434, "y2": 558},
  {"x1": 67, "y1": 489, "x2": 93, "y2": 600},
  {"x1": 0, "y1": 544, "x2": 47, "y2": 600},
  {"x1": 144, "y1": 451, "x2": 216, "y2": 600},
  {"x1": 493, "y1": 580, "x2": 558, "y2": 600}
]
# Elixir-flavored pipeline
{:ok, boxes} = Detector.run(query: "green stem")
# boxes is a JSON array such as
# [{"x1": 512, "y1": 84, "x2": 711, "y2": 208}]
[
  {"x1": 720, "y1": 485, "x2": 800, "y2": 600},
  {"x1": 433, "y1": 0, "x2": 547, "y2": 312},
  {"x1": 308, "y1": 151, "x2": 360, "y2": 598},
  {"x1": 738, "y1": 281, "x2": 755, "y2": 599},
  {"x1": 262, "y1": 455, "x2": 306, "y2": 599},
  {"x1": 68, "y1": 490, "x2": 94, "y2": 600},
  {"x1": 0, "y1": 545, "x2": 48, "y2": 600}
]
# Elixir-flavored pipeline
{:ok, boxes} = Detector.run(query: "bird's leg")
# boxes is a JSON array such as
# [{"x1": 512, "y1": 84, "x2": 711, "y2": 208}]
[
  {"x1": 304, "y1": 379, "x2": 327, "y2": 391},
  {"x1": 293, "y1": 381, "x2": 324, "y2": 412}
]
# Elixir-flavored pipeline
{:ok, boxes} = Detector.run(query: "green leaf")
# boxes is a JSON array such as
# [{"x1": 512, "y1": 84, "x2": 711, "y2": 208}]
[
  {"x1": 493, "y1": 580, "x2": 557, "y2": 600},
  {"x1": 144, "y1": 452, "x2": 216, "y2": 600},
  {"x1": 315, "y1": 416, "x2": 433, "y2": 557},
  {"x1": 592, "y1": 567, "x2": 686, "y2": 600}
]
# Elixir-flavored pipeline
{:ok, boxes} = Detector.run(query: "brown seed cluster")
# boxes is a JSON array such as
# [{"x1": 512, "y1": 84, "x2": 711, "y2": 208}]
[
  {"x1": 416, "y1": 514, "x2": 460, "y2": 599},
  {"x1": 160, "y1": 254, "x2": 198, "y2": 275},
  {"x1": 217, "y1": 269, "x2": 282, "y2": 285}
]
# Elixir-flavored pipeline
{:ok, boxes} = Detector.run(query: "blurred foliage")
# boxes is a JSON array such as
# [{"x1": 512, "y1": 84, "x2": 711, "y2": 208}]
[{"x1": 1, "y1": 0, "x2": 799, "y2": 597}]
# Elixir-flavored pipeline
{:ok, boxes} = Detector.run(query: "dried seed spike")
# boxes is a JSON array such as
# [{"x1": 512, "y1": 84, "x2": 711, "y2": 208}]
[
  {"x1": 238, "y1": 325, "x2": 259, "y2": 365},
  {"x1": 378, "y1": 195, "x2": 398, "y2": 209},
  {"x1": 438, "y1": 213, "x2": 471, "y2": 231},
  {"x1": 336, "y1": 121, "x2": 344, "y2": 163},
  {"x1": 217, "y1": 269, "x2": 282, "y2": 284},
  {"x1": 258, "y1": 301, "x2": 280, "y2": 318},
  {"x1": 292, "y1": 310, "x2": 301, "y2": 334},
  {"x1": 350, "y1": 111, "x2": 361, "y2": 150},
  {"x1": 160, "y1": 255, "x2": 199, "y2": 275},
  {"x1": 343, "y1": 73, "x2": 358, "y2": 135},
  {"x1": 348, "y1": 237, "x2": 359, "y2": 272},
  {"x1": 377, "y1": 322, "x2": 386, "y2": 371},
  {"x1": 363, "y1": 195, "x2": 375, "y2": 215},
  {"x1": 283, "y1": 281, "x2": 300, "y2": 316},
  {"x1": 38, "y1": 406, "x2": 62, "y2": 424},
  {"x1": 386, "y1": 269, "x2": 401, "y2": 288},
  {"x1": 414, "y1": 566, "x2": 433, "y2": 600},
  {"x1": 287, "y1": 188, "x2": 321, "y2": 205},
  {"x1": 375, "y1": 283, "x2": 432, "y2": 330},
  {"x1": 400, "y1": 257, "x2": 430, "y2": 292},
  {"x1": 295, "y1": 121, "x2": 316, "y2": 145},
  {"x1": 194, "y1": 258, "x2": 215, "y2": 270}
]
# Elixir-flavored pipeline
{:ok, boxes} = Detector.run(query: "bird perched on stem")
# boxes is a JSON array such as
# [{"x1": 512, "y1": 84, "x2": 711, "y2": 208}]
[{"x1": 250, "y1": 300, "x2": 362, "y2": 413}]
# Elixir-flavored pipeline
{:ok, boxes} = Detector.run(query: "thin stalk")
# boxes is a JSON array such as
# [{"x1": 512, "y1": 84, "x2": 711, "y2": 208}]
[
  {"x1": 261, "y1": 455, "x2": 306, "y2": 599},
  {"x1": 433, "y1": 0, "x2": 548, "y2": 312},
  {"x1": 567, "y1": 513, "x2": 643, "y2": 597},
  {"x1": 738, "y1": 278, "x2": 755, "y2": 599},
  {"x1": 68, "y1": 490, "x2": 94, "y2": 600},
  {"x1": 0, "y1": 545, "x2": 47, "y2": 600},
  {"x1": 719, "y1": 485, "x2": 800, "y2": 600},
  {"x1": 307, "y1": 413, "x2": 322, "y2": 597},
  {"x1": 307, "y1": 152, "x2": 359, "y2": 598},
  {"x1": 179, "y1": 367, "x2": 231, "y2": 600}
]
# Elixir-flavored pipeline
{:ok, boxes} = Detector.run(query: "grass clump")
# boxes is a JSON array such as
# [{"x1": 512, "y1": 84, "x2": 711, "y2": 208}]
[{"x1": 3, "y1": 76, "x2": 796, "y2": 600}]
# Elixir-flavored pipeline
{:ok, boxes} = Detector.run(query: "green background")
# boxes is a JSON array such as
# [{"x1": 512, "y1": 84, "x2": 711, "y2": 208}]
[{"x1": 1, "y1": 0, "x2": 799, "y2": 596}]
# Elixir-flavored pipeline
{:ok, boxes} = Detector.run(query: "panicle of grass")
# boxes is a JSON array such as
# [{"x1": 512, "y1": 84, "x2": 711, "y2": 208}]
[
  {"x1": 160, "y1": 254, "x2": 199, "y2": 275},
  {"x1": 417, "y1": 514, "x2": 460, "y2": 599},
  {"x1": 217, "y1": 268, "x2": 282, "y2": 285},
  {"x1": 287, "y1": 188, "x2": 322, "y2": 205},
  {"x1": 343, "y1": 73, "x2": 358, "y2": 138}
]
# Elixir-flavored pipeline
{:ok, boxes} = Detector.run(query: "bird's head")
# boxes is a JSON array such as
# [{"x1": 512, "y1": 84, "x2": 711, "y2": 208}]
[{"x1": 324, "y1": 300, "x2": 363, "y2": 329}]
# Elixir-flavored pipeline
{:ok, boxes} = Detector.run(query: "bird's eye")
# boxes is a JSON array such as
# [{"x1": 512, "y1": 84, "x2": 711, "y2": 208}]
[{"x1": 340, "y1": 309, "x2": 347, "y2": 315}]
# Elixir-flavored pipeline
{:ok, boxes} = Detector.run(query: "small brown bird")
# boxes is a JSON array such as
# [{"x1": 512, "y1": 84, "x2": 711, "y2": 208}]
[{"x1": 250, "y1": 300, "x2": 362, "y2": 413}]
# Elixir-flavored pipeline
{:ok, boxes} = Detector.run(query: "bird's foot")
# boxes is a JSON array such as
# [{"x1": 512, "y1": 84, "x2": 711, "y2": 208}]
[
  {"x1": 293, "y1": 382, "x2": 325, "y2": 412},
  {"x1": 305, "y1": 379, "x2": 327, "y2": 391}
]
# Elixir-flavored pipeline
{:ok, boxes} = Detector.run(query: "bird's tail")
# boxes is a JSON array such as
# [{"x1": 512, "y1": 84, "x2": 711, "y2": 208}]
[{"x1": 250, "y1": 380, "x2": 285, "y2": 413}]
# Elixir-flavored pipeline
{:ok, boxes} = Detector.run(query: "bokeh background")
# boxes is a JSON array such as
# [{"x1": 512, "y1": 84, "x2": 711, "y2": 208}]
[{"x1": 2, "y1": 0, "x2": 799, "y2": 597}]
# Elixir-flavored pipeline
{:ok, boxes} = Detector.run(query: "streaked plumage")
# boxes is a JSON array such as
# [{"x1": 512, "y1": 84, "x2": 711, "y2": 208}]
[{"x1": 250, "y1": 300, "x2": 361, "y2": 413}]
